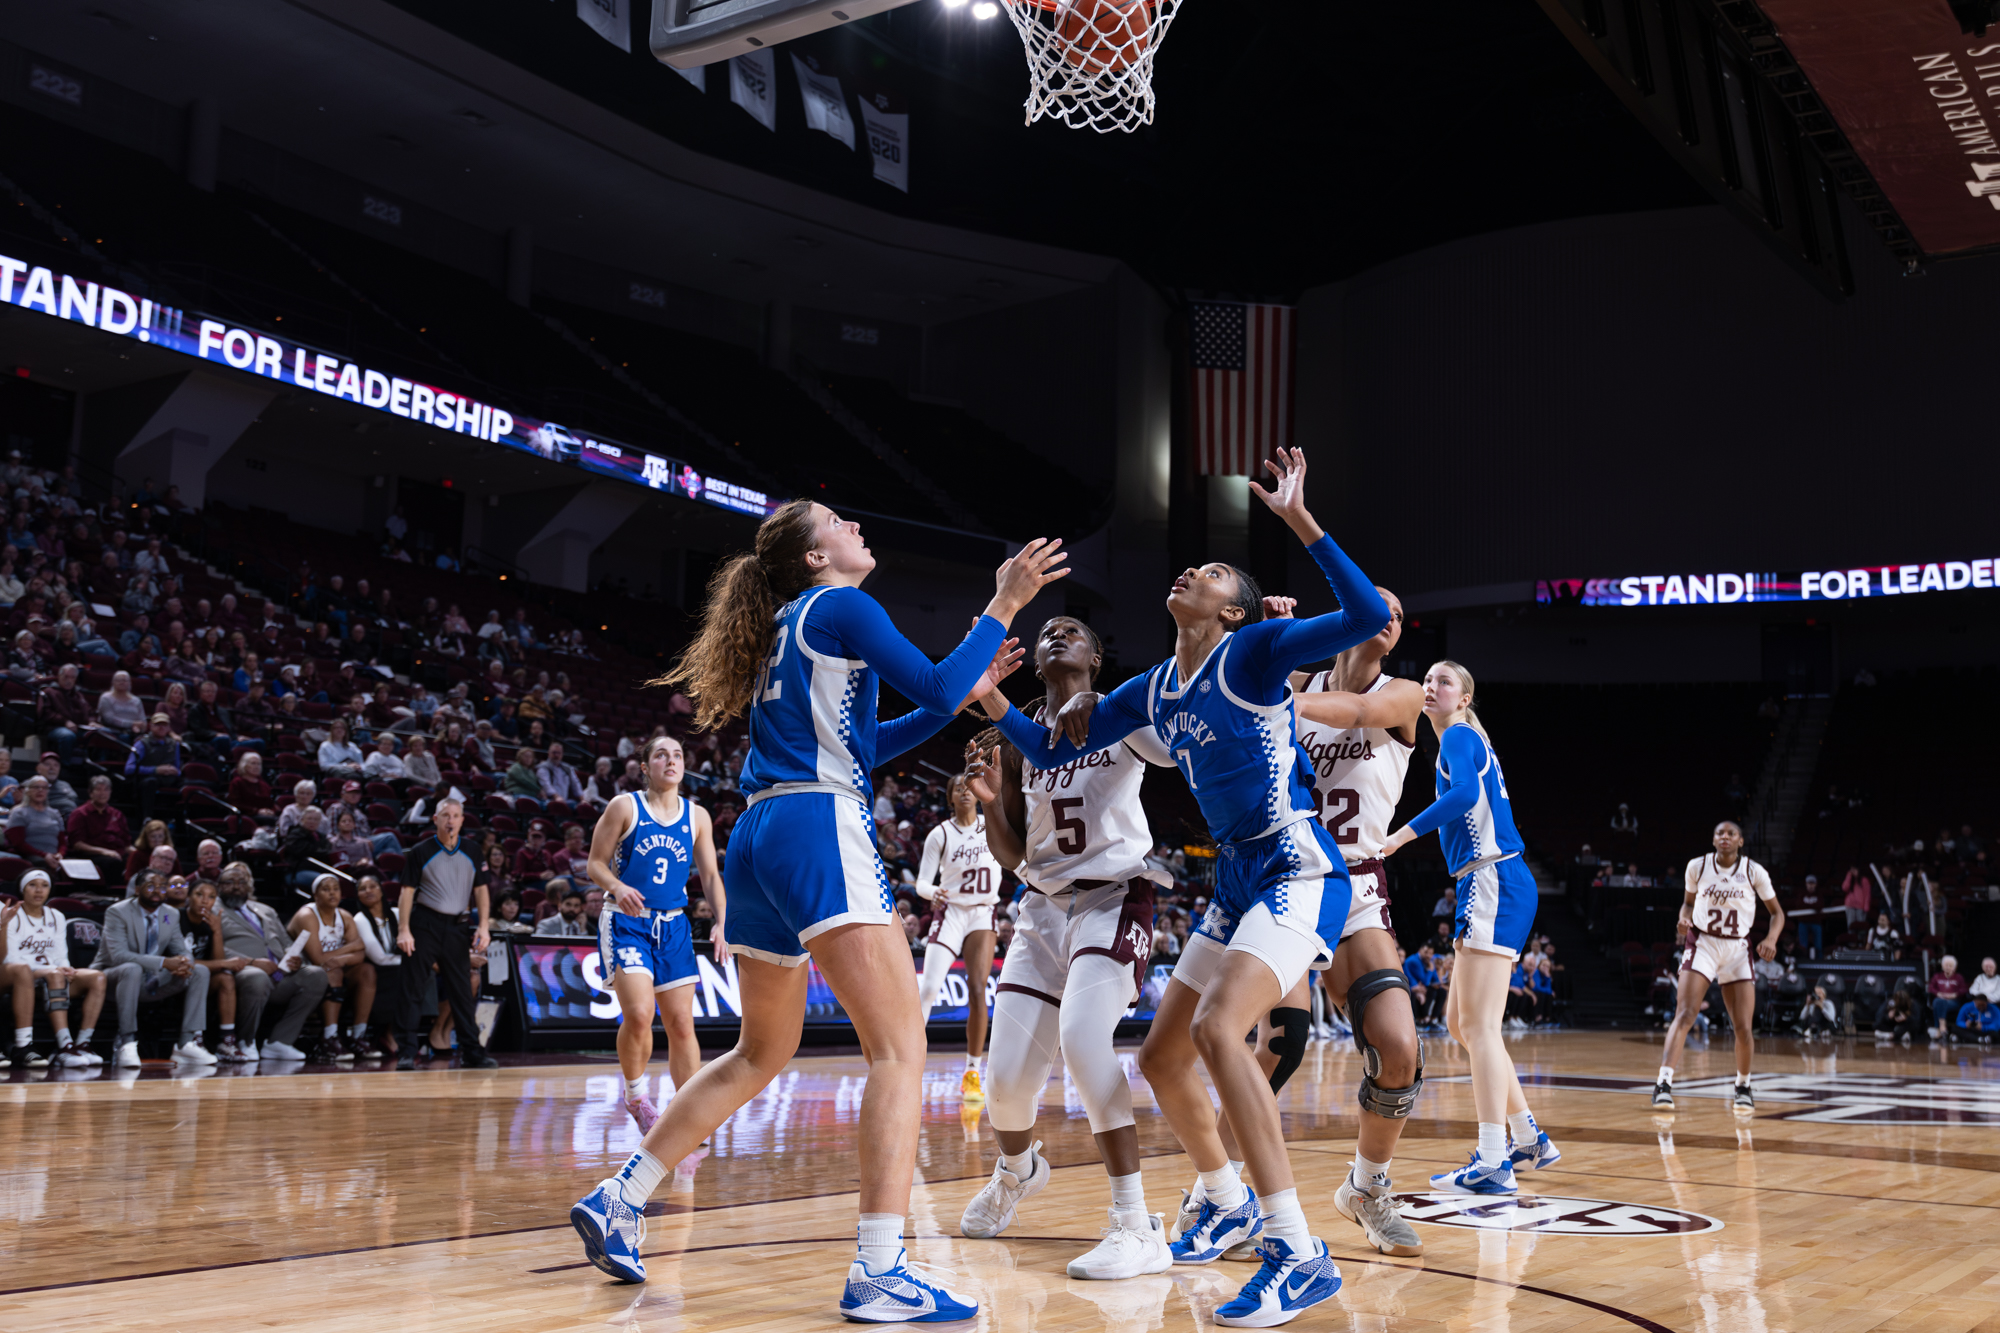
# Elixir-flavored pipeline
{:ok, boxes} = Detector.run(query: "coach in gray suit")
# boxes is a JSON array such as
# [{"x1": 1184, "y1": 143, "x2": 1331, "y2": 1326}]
[
  {"x1": 214, "y1": 861, "x2": 326, "y2": 1061},
  {"x1": 100, "y1": 873, "x2": 212, "y2": 1065}
]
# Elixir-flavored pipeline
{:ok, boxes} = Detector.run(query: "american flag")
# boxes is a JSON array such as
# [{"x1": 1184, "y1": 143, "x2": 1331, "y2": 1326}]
[{"x1": 1191, "y1": 301, "x2": 1295, "y2": 476}]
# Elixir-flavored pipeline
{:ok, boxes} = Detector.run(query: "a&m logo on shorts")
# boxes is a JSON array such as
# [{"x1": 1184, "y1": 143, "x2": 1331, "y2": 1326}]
[{"x1": 1392, "y1": 1192, "x2": 1724, "y2": 1236}]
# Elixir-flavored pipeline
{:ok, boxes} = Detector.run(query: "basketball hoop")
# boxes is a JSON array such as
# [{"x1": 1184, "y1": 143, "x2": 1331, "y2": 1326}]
[{"x1": 1000, "y1": 0, "x2": 1184, "y2": 133}]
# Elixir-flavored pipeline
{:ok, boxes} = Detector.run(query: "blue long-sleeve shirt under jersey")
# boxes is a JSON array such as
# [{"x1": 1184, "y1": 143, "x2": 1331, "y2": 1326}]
[
  {"x1": 991, "y1": 535, "x2": 1389, "y2": 843},
  {"x1": 1404, "y1": 723, "x2": 1526, "y2": 874}
]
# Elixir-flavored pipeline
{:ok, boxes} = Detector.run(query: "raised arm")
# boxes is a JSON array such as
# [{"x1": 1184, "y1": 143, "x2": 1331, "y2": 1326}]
[
  {"x1": 988, "y1": 672, "x2": 1152, "y2": 766},
  {"x1": 1292, "y1": 678, "x2": 1426, "y2": 733}
]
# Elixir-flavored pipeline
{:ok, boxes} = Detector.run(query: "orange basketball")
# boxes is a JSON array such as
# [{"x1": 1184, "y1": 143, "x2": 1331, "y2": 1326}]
[{"x1": 1044, "y1": 0, "x2": 1153, "y2": 75}]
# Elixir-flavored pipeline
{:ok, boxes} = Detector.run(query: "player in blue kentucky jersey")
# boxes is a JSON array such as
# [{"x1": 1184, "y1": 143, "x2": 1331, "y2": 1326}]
[
  {"x1": 977, "y1": 450, "x2": 1386, "y2": 1327},
  {"x1": 571, "y1": 498, "x2": 1063, "y2": 1322},
  {"x1": 586, "y1": 733, "x2": 724, "y2": 1137},
  {"x1": 1378, "y1": 659, "x2": 1557, "y2": 1196}
]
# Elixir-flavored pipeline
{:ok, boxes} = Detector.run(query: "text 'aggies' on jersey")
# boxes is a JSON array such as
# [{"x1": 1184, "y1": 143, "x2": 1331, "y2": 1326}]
[
  {"x1": 923, "y1": 816, "x2": 1004, "y2": 906},
  {"x1": 1685, "y1": 853, "x2": 1777, "y2": 939},
  {"x1": 1017, "y1": 727, "x2": 1175, "y2": 897}
]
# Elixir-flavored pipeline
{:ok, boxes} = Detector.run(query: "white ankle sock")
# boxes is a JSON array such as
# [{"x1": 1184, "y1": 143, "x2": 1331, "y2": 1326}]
[
  {"x1": 611, "y1": 1147, "x2": 666, "y2": 1207},
  {"x1": 77, "y1": 1028, "x2": 93, "y2": 1045},
  {"x1": 857, "y1": 1214, "x2": 903, "y2": 1272},
  {"x1": 1260, "y1": 1187, "x2": 1310, "y2": 1248},
  {"x1": 1507, "y1": 1109, "x2": 1539, "y2": 1145},
  {"x1": 1658, "y1": 1065, "x2": 1674, "y2": 1085},
  {"x1": 966, "y1": 1054, "x2": 980, "y2": 1071},
  {"x1": 1736, "y1": 1073, "x2": 1752, "y2": 1088},
  {"x1": 220, "y1": 1023, "x2": 235, "y2": 1034},
  {"x1": 14, "y1": 1027, "x2": 30, "y2": 1044},
  {"x1": 348, "y1": 1024, "x2": 367, "y2": 1040},
  {"x1": 1351, "y1": 1153, "x2": 1391, "y2": 1189},
  {"x1": 322, "y1": 1023, "x2": 338, "y2": 1040},
  {"x1": 999, "y1": 1145, "x2": 1035, "y2": 1177},
  {"x1": 1476, "y1": 1122, "x2": 1507, "y2": 1165},
  {"x1": 625, "y1": 1076, "x2": 647, "y2": 1099},
  {"x1": 1198, "y1": 1163, "x2": 1247, "y2": 1211},
  {"x1": 1108, "y1": 1171, "x2": 1145, "y2": 1219},
  {"x1": 1227, "y1": 1158, "x2": 1246, "y2": 1178}
]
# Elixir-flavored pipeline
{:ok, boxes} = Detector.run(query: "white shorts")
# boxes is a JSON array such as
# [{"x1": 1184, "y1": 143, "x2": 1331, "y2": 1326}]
[
  {"x1": 1339, "y1": 858, "x2": 1394, "y2": 942},
  {"x1": 1174, "y1": 902, "x2": 1328, "y2": 996},
  {"x1": 998, "y1": 880, "x2": 1156, "y2": 1006},
  {"x1": 926, "y1": 899, "x2": 1001, "y2": 959},
  {"x1": 1682, "y1": 931, "x2": 1753, "y2": 986}
]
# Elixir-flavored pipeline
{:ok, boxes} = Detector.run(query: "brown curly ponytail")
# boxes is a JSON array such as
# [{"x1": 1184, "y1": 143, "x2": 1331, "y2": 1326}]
[{"x1": 650, "y1": 499, "x2": 821, "y2": 730}]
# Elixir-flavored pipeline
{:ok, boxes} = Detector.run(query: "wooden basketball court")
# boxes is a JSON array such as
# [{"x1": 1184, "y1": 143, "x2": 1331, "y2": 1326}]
[{"x1": 6, "y1": 1030, "x2": 1997, "y2": 1332}]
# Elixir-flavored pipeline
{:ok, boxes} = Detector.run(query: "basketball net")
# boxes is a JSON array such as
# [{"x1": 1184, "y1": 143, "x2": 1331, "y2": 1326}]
[{"x1": 1000, "y1": 0, "x2": 1184, "y2": 133}]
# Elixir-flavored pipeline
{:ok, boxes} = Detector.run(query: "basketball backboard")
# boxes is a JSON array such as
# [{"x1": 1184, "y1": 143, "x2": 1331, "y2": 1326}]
[{"x1": 650, "y1": 0, "x2": 921, "y2": 70}]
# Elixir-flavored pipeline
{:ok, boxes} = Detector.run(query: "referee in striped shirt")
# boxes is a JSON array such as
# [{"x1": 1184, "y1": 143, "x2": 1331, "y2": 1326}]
[{"x1": 394, "y1": 798, "x2": 498, "y2": 1070}]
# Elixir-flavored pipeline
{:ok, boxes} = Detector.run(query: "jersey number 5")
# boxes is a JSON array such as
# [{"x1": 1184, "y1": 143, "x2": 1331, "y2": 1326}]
[
  {"x1": 753, "y1": 626, "x2": 788, "y2": 704},
  {"x1": 1052, "y1": 797, "x2": 1087, "y2": 855},
  {"x1": 1311, "y1": 786, "x2": 1362, "y2": 846}
]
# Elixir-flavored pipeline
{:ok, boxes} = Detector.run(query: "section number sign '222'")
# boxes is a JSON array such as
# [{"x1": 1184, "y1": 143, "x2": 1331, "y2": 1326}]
[{"x1": 0, "y1": 252, "x2": 777, "y2": 520}]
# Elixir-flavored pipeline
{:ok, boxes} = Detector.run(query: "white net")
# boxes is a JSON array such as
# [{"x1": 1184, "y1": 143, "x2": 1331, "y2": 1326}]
[{"x1": 1000, "y1": 0, "x2": 1185, "y2": 133}]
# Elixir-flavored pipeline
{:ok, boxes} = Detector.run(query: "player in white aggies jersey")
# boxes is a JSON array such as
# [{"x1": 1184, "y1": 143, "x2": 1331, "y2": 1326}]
[
  {"x1": 1, "y1": 868, "x2": 108, "y2": 1068},
  {"x1": 915, "y1": 776, "x2": 1005, "y2": 1096},
  {"x1": 956, "y1": 615, "x2": 1178, "y2": 1282},
  {"x1": 1186, "y1": 588, "x2": 1432, "y2": 1260},
  {"x1": 1655, "y1": 820, "x2": 1784, "y2": 1112}
]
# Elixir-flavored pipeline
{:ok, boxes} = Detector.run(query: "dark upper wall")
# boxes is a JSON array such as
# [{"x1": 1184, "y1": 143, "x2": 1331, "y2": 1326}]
[{"x1": 1295, "y1": 201, "x2": 2000, "y2": 600}]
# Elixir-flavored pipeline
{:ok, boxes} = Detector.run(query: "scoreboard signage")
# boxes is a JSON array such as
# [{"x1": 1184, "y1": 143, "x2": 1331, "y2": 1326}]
[
  {"x1": 1538, "y1": 559, "x2": 1998, "y2": 608},
  {"x1": 0, "y1": 251, "x2": 777, "y2": 519}
]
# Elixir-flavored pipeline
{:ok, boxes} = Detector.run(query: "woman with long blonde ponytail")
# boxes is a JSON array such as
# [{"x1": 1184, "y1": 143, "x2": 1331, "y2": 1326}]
[
  {"x1": 572, "y1": 498, "x2": 1069, "y2": 1322},
  {"x1": 1377, "y1": 658, "x2": 1557, "y2": 1196}
]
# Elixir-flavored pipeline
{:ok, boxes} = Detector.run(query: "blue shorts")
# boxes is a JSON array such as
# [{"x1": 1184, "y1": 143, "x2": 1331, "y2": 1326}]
[
  {"x1": 600, "y1": 908, "x2": 699, "y2": 991},
  {"x1": 724, "y1": 790, "x2": 894, "y2": 967},
  {"x1": 1455, "y1": 855, "x2": 1538, "y2": 959},
  {"x1": 1191, "y1": 818, "x2": 1348, "y2": 988}
]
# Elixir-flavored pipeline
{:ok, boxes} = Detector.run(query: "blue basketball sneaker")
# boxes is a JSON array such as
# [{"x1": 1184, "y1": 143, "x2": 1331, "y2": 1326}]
[
  {"x1": 1429, "y1": 1153, "x2": 1518, "y2": 1195},
  {"x1": 570, "y1": 1180, "x2": 647, "y2": 1282},
  {"x1": 840, "y1": 1249, "x2": 979, "y2": 1322},
  {"x1": 1508, "y1": 1129, "x2": 1561, "y2": 1172},
  {"x1": 1212, "y1": 1236, "x2": 1342, "y2": 1327},
  {"x1": 1170, "y1": 1188, "x2": 1262, "y2": 1264}
]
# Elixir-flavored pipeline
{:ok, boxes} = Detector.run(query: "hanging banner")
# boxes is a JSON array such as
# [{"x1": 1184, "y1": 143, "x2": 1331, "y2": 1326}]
[
  {"x1": 1536, "y1": 559, "x2": 1999, "y2": 608},
  {"x1": 858, "y1": 92, "x2": 909, "y2": 192},
  {"x1": 0, "y1": 251, "x2": 779, "y2": 519},
  {"x1": 729, "y1": 50, "x2": 777, "y2": 131},
  {"x1": 791, "y1": 55, "x2": 855, "y2": 149},
  {"x1": 576, "y1": 0, "x2": 632, "y2": 53},
  {"x1": 674, "y1": 60, "x2": 707, "y2": 93}
]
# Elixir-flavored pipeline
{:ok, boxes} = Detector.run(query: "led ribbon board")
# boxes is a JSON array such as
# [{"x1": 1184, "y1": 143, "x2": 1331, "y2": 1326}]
[
  {"x1": 1539, "y1": 560, "x2": 1999, "y2": 607},
  {"x1": 0, "y1": 252, "x2": 777, "y2": 519}
]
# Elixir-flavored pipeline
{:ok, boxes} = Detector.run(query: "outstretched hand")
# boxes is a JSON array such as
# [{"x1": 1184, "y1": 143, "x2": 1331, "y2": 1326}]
[
  {"x1": 961, "y1": 740, "x2": 1003, "y2": 805},
  {"x1": 990, "y1": 538, "x2": 1069, "y2": 623},
  {"x1": 957, "y1": 630, "x2": 1023, "y2": 713},
  {"x1": 1246, "y1": 448, "x2": 1322, "y2": 542},
  {"x1": 1261, "y1": 595, "x2": 1297, "y2": 620}
]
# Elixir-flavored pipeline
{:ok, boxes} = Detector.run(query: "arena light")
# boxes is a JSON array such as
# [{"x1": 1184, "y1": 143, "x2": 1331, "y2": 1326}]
[
  {"x1": 971, "y1": 1, "x2": 998, "y2": 16},
  {"x1": 942, "y1": 0, "x2": 969, "y2": 7}
]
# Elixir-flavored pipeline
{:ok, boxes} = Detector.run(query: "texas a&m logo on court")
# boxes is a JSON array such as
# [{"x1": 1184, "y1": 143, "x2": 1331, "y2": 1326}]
[{"x1": 1392, "y1": 1192, "x2": 1723, "y2": 1236}]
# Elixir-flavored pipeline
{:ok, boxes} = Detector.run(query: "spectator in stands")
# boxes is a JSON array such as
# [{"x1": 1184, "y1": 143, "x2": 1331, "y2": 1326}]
[
  {"x1": 99, "y1": 870, "x2": 214, "y2": 1065},
  {"x1": 452, "y1": 720, "x2": 486, "y2": 772},
  {"x1": 37, "y1": 662, "x2": 89, "y2": 761},
  {"x1": 503, "y1": 746, "x2": 541, "y2": 807},
  {"x1": 2, "y1": 869, "x2": 106, "y2": 1066},
  {"x1": 1874, "y1": 989, "x2": 1921, "y2": 1043},
  {"x1": 37, "y1": 754, "x2": 77, "y2": 818},
  {"x1": 1956, "y1": 994, "x2": 2000, "y2": 1044},
  {"x1": 318, "y1": 718, "x2": 365, "y2": 781},
  {"x1": 482, "y1": 844, "x2": 517, "y2": 900},
  {"x1": 1865, "y1": 912, "x2": 1904, "y2": 958},
  {"x1": 1796, "y1": 985, "x2": 1837, "y2": 1038},
  {"x1": 1504, "y1": 959, "x2": 1541, "y2": 1030},
  {"x1": 489, "y1": 696, "x2": 521, "y2": 741},
  {"x1": 491, "y1": 892, "x2": 532, "y2": 936},
  {"x1": 329, "y1": 808, "x2": 375, "y2": 870},
  {"x1": 123, "y1": 711, "x2": 183, "y2": 821},
  {"x1": 514, "y1": 823, "x2": 555, "y2": 888},
  {"x1": 6, "y1": 775, "x2": 67, "y2": 879},
  {"x1": 534, "y1": 886, "x2": 588, "y2": 937},
  {"x1": 7, "y1": 628, "x2": 42, "y2": 683},
  {"x1": 1972, "y1": 957, "x2": 2000, "y2": 1004},
  {"x1": 618, "y1": 757, "x2": 645, "y2": 795},
  {"x1": 277, "y1": 780, "x2": 321, "y2": 836},
  {"x1": 550, "y1": 823, "x2": 588, "y2": 880},
  {"x1": 231, "y1": 650, "x2": 264, "y2": 695},
  {"x1": 229, "y1": 751, "x2": 274, "y2": 818},
  {"x1": 96, "y1": 669, "x2": 147, "y2": 736},
  {"x1": 125, "y1": 845, "x2": 177, "y2": 899},
  {"x1": 1610, "y1": 802, "x2": 1638, "y2": 837},
  {"x1": 403, "y1": 734, "x2": 441, "y2": 789},
  {"x1": 1403, "y1": 943, "x2": 1442, "y2": 1029},
  {"x1": 327, "y1": 780, "x2": 400, "y2": 857},
  {"x1": 1842, "y1": 866, "x2": 1873, "y2": 928},
  {"x1": 363, "y1": 733, "x2": 407, "y2": 783},
  {"x1": 124, "y1": 819, "x2": 176, "y2": 881},
  {"x1": 214, "y1": 861, "x2": 323, "y2": 1062},
  {"x1": 1929, "y1": 956, "x2": 1970, "y2": 1037},
  {"x1": 1794, "y1": 874, "x2": 1826, "y2": 958},
  {"x1": 233, "y1": 679, "x2": 275, "y2": 738},
  {"x1": 67, "y1": 774, "x2": 131, "y2": 884},
  {"x1": 582, "y1": 755, "x2": 618, "y2": 809},
  {"x1": 536, "y1": 741, "x2": 582, "y2": 806},
  {"x1": 280, "y1": 806, "x2": 335, "y2": 894}
]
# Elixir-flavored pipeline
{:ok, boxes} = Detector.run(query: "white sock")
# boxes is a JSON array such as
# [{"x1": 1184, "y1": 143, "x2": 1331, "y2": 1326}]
[
  {"x1": 1658, "y1": 1065, "x2": 1674, "y2": 1086},
  {"x1": 1260, "y1": 1187, "x2": 1310, "y2": 1248},
  {"x1": 966, "y1": 1053, "x2": 980, "y2": 1071},
  {"x1": 77, "y1": 1028, "x2": 94, "y2": 1045},
  {"x1": 999, "y1": 1145, "x2": 1035, "y2": 1178},
  {"x1": 1351, "y1": 1153, "x2": 1391, "y2": 1189},
  {"x1": 626, "y1": 1076, "x2": 647, "y2": 1100},
  {"x1": 1476, "y1": 1122, "x2": 1507, "y2": 1166},
  {"x1": 857, "y1": 1213, "x2": 904, "y2": 1273},
  {"x1": 610, "y1": 1147, "x2": 666, "y2": 1207},
  {"x1": 14, "y1": 1027, "x2": 30, "y2": 1044},
  {"x1": 1198, "y1": 1163, "x2": 1247, "y2": 1211},
  {"x1": 323, "y1": 1023, "x2": 339, "y2": 1040},
  {"x1": 1507, "y1": 1109, "x2": 1539, "y2": 1145},
  {"x1": 1108, "y1": 1171, "x2": 1146, "y2": 1221},
  {"x1": 1227, "y1": 1158, "x2": 1246, "y2": 1178},
  {"x1": 347, "y1": 1024, "x2": 367, "y2": 1039},
  {"x1": 1736, "y1": 1072, "x2": 1752, "y2": 1088},
  {"x1": 220, "y1": 1023, "x2": 235, "y2": 1034}
]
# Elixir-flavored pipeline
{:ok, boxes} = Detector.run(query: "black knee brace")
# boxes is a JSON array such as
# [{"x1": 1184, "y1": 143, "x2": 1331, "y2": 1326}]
[
  {"x1": 1266, "y1": 1007, "x2": 1312, "y2": 1094},
  {"x1": 326, "y1": 986, "x2": 348, "y2": 1007},
  {"x1": 1348, "y1": 968, "x2": 1423, "y2": 1120}
]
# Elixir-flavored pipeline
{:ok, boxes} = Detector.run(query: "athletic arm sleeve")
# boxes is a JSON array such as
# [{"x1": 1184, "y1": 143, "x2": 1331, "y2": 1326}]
[
  {"x1": 915, "y1": 826, "x2": 945, "y2": 899},
  {"x1": 1223, "y1": 536, "x2": 1391, "y2": 702},
  {"x1": 992, "y1": 672, "x2": 1151, "y2": 766},
  {"x1": 809, "y1": 589, "x2": 1006, "y2": 716},
  {"x1": 875, "y1": 707, "x2": 961, "y2": 766},
  {"x1": 1404, "y1": 727, "x2": 1486, "y2": 837}
]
